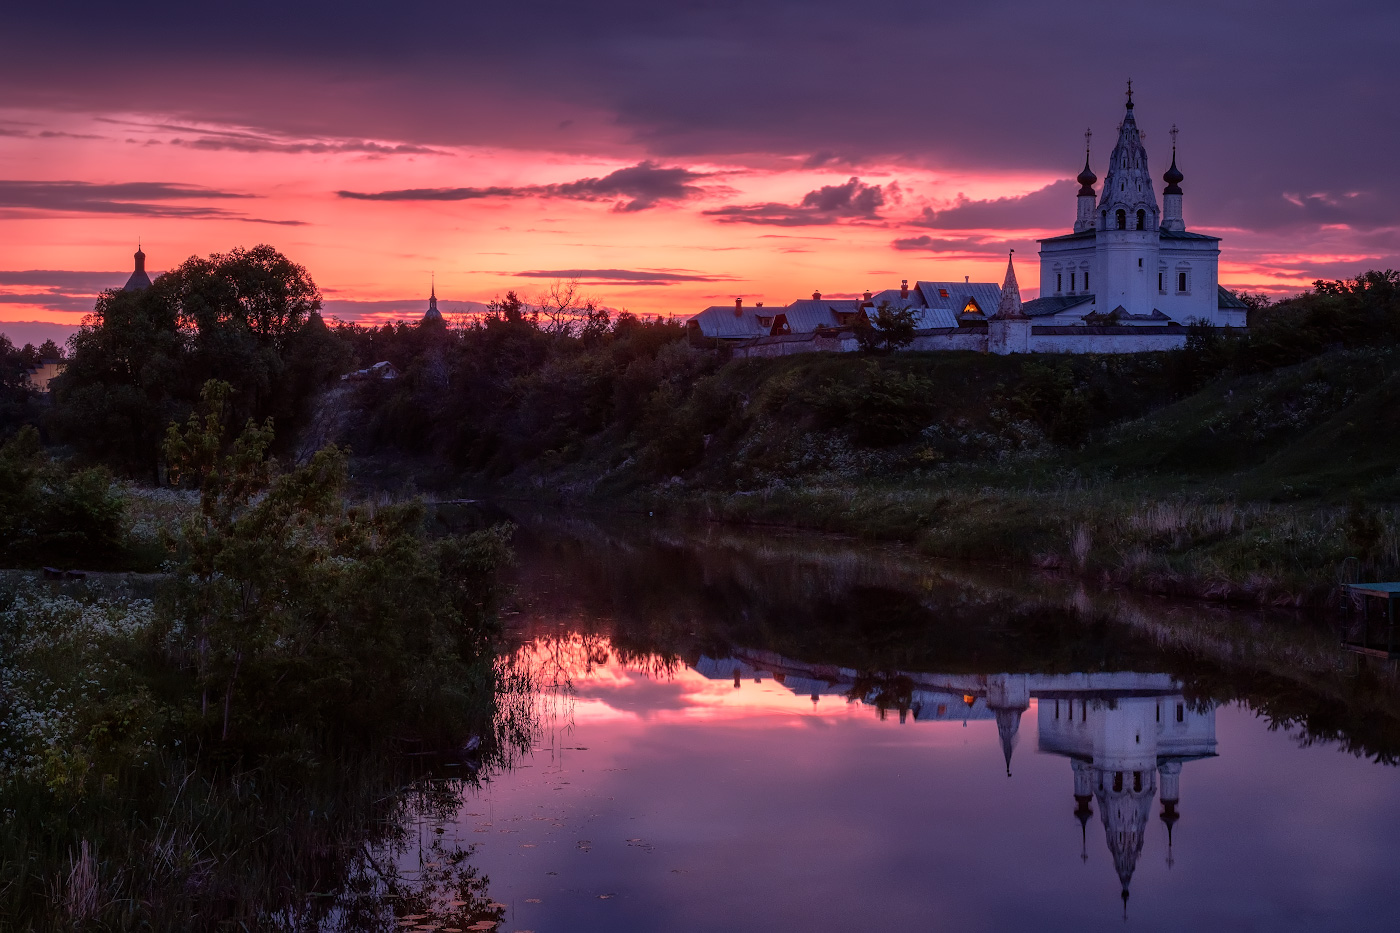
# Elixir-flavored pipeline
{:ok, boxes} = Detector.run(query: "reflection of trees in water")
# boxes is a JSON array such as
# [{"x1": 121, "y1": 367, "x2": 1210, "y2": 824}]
[
  {"x1": 293, "y1": 780, "x2": 505, "y2": 932},
  {"x1": 497, "y1": 632, "x2": 684, "y2": 763},
  {"x1": 506, "y1": 511, "x2": 1400, "y2": 764}
]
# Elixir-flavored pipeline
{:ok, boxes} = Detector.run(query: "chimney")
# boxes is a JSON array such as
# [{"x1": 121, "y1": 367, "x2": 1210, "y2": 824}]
[
  {"x1": 755, "y1": 301, "x2": 763, "y2": 308},
  {"x1": 812, "y1": 290, "x2": 821, "y2": 300},
  {"x1": 863, "y1": 290, "x2": 872, "y2": 301},
  {"x1": 734, "y1": 297, "x2": 743, "y2": 316},
  {"x1": 965, "y1": 275, "x2": 969, "y2": 283},
  {"x1": 900, "y1": 279, "x2": 909, "y2": 300}
]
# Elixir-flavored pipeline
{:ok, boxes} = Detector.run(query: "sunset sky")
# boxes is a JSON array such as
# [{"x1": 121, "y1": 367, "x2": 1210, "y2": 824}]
[{"x1": 2, "y1": 1, "x2": 1396, "y2": 346}]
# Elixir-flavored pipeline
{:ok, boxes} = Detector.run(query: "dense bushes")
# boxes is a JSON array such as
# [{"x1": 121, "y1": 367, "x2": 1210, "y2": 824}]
[
  {"x1": 0, "y1": 426, "x2": 126, "y2": 568},
  {"x1": 0, "y1": 383, "x2": 517, "y2": 929},
  {"x1": 1170, "y1": 269, "x2": 1400, "y2": 392}
]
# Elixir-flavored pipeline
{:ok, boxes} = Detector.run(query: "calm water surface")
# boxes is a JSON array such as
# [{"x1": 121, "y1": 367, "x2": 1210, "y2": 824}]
[{"x1": 405, "y1": 518, "x2": 1400, "y2": 931}]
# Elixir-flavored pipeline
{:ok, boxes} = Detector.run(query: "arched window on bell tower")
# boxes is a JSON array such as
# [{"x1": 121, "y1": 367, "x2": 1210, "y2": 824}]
[
  {"x1": 1135, "y1": 209, "x2": 1146, "y2": 230},
  {"x1": 1115, "y1": 209, "x2": 1126, "y2": 230}
]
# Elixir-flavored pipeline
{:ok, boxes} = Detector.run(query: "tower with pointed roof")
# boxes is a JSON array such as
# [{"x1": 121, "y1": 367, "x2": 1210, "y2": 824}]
[
  {"x1": 122, "y1": 244, "x2": 152, "y2": 292},
  {"x1": 988, "y1": 252, "x2": 1031, "y2": 353},
  {"x1": 1030, "y1": 85, "x2": 1244, "y2": 329},
  {"x1": 422, "y1": 276, "x2": 444, "y2": 324}
]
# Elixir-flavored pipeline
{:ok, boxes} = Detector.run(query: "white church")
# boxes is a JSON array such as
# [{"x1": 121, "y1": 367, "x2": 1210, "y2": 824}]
[
  {"x1": 689, "y1": 86, "x2": 1248, "y2": 356},
  {"x1": 1026, "y1": 83, "x2": 1246, "y2": 329}
]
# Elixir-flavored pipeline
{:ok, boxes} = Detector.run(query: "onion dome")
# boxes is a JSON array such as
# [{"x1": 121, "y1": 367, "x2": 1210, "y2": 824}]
[
  {"x1": 1077, "y1": 157, "x2": 1097, "y2": 196},
  {"x1": 1163, "y1": 150, "x2": 1184, "y2": 195},
  {"x1": 122, "y1": 244, "x2": 152, "y2": 292}
]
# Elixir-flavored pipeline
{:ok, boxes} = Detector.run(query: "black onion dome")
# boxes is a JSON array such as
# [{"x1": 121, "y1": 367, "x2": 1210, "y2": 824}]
[
  {"x1": 1076, "y1": 158, "x2": 1097, "y2": 196},
  {"x1": 1163, "y1": 151, "x2": 1184, "y2": 195}
]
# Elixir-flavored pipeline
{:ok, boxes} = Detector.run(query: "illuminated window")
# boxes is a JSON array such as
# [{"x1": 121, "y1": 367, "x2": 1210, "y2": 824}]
[
  {"x1": 963, "y1": 299, "x2": 982, "y2": 315},
  {"x1": 939, "y1": 288, "x2": 949, "y2": 298}
]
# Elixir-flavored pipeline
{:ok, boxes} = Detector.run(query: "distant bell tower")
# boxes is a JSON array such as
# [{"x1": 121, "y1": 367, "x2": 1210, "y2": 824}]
[
  {"x1": 1161, "y1": 125, "x2": 1186, "y2": 232},
  {"x1": 1074, "y1": 128, "x2": 1097, "y2": 233},
  {"x1": 123, "y1": 244, "x2": 152, "y2": 292},
  {"x1": 422, "y1": 274, "x2": 444, "y2": 323}
]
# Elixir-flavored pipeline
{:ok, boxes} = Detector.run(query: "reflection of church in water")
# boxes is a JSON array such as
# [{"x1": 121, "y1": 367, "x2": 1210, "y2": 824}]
[{"x1": 695, "y1": 652, "x2": 1217, "y2": 908}]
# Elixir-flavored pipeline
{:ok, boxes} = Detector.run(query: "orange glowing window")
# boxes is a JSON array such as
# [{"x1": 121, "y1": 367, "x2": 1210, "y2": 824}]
[
  {"x1": 939, "y1": 289, "x2": 949, "y2": 298},
  {"x1": 963, "y1": 299, "x2": 982, "y2": 315}
]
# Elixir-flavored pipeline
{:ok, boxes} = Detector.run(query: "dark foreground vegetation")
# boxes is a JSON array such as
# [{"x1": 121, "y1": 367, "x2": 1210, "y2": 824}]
[{"x1": 0, "y1": 382, "x2": 518, "y2": 930}]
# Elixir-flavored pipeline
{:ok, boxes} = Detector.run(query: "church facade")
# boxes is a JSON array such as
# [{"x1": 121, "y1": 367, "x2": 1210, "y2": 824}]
[{"x1": 1028, "y1": 87, "x2": 1246, "y2": 328}]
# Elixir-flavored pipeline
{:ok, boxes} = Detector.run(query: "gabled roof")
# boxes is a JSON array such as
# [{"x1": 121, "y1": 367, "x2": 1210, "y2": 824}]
[
  {"x1": 912, "y1": 308, "x2": 960, "y2": 329},
  {"x1": 687, "y1": 305, "x2": 772, "y2": 339},
  {"x1": 1217, "y1": 285, "x2": 1249, "y2": 310},
  {"x1": 781, "y1": 298, "x2": 860, "y2": 333},
  {"x1": 915, "y1": 281, "x2": 1002, "y2": 315},
  {"x1": 1022, "y1": 294, "x2": 1095, "y2": 318}
]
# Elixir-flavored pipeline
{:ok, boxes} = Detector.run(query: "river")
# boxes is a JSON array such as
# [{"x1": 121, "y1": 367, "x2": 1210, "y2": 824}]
[{"x1": 385, "y1": 515, "x2": 1400, "y2": 932}]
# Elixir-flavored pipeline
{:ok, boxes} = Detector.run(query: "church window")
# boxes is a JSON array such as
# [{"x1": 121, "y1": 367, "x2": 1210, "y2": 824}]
[
  {"x1": 1136, "y1": 209, "x2": 1146, "y2": 230},
  {"x1": 1176, "y1": 703, "x2": 1185, "y2": 722},
  {"x1": 1057, "y1": 273, "x2": 1062, "y2": 293},
  {"x1": 1138, "y1": 258, "x2": 1143, "y2": 267},
  {"x1": 1055, "y1": 700, "x2": 1060, "y2": 719},
  {"x1": 1177, "y1": 271, "x2": 1188, "y2": 293},
  {"x1": 1158, "y1": 272, "x2": 1164, "y2": 291},
  {"x1": 1115, "y1": 209, "x2": 1126, "y2": 230},
  {"x1": 1156, "y1": 704, "x2": 1161, "y2": 722},
  {"x1": 1133, "y1": 772, "x2": 1143, "y2": 792},
  {"x1": 1113, "y1": 772, "x2": 1123, "y2": 792},
  {"x1": 1070, "y1": 273, "x2": 1076, "y2": 291},
  {"x1": 1084, "y1": 272, "x2": 1090, "y2": 289},
  {"x1": 1081, "y1": 701, "x2": 1087, "y2": 722}
]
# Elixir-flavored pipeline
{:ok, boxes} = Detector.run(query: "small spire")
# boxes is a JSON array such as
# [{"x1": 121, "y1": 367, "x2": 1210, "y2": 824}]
[
  {"x1": 995, "y1": 250, "x2": 1027, "y2": 319},
  {"x1": 1125, "y1": 78, "x2": 1134, "y2": 110}
]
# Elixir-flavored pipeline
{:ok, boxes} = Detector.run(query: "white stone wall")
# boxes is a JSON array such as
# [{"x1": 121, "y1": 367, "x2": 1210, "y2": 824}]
[{"x1": 1029, "y1": 329, "x2": 1185, "y2": 353}]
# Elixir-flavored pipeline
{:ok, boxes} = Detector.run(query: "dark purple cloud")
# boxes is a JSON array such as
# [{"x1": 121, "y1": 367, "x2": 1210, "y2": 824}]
[
  {"x1": 0, "y1": 180, "x2": 247, "y2": 216},
  {"x1": 911, "y1": 181, "x2": 1078, "y2": 231},
  {"x1": 514, "y1": 268, "x2": 734, "y2": 285},
  {"x1": 705, "y1": 177, "x2": 886, "y2": 226},
  {"x1": 892, "y1": 235, "x2": 1033, "y2": 258},
  {"x1": 0, "y1": 181, "x2": 306, "y2": 225},
  {"x1": 340, "y1": 161, "x2": 709, "y2": 212}
]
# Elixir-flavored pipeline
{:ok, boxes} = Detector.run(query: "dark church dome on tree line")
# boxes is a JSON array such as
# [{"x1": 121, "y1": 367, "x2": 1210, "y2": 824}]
[{"x1": 122, "y1": 245, "x2": 152, "y2": 291}]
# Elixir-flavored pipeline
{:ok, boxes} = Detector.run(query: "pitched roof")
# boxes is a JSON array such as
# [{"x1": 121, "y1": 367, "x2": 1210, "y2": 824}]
[
  {"x1": 781, "y1": 299, "x2": 859, "y2": 332},
  {"x1": 915, "y1": 281, "x2": 1002, "y2": 315},
  {"x1": 1217, "y1": 285, "x2": 1249, "y2": 310},
  {"x1": 686, "y1": 305, "x2": 772, "y2": 339},
  {"x1": 1022, "y1": 294, "x2": 1095, "y2": 318}
]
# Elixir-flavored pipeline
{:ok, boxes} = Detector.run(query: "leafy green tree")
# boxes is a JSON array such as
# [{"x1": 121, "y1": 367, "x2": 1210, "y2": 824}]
[
  {"x1": 51, "y1": 245, "x2": 350, "y2": 477},
  {"x1": 164, "y1": 380, "x2": 510, "y2": 744},
  {"x1": 0, "y1": 425, "x2": 126, "y2": 567},
  {"x1": 854, "y1": 301, "x2": 918, "y2": 353}
]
